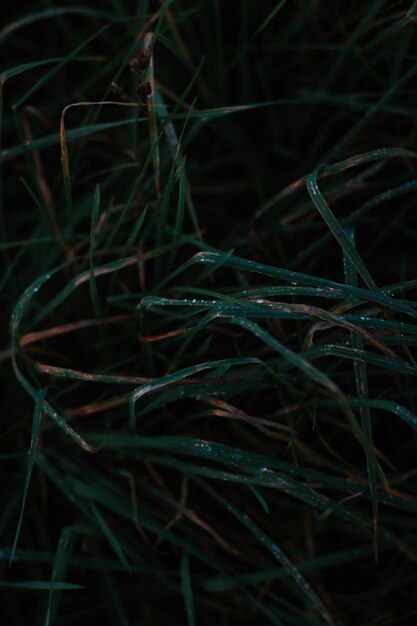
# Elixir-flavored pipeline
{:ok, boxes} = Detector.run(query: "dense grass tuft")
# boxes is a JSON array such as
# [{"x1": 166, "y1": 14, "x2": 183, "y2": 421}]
[{"x1": 2, "y1": 2, "x2": 417, "y2": 624}]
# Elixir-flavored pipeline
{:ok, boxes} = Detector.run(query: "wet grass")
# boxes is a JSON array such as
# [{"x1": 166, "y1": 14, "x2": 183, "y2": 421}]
[{"x1": 2, "y1": 1, "x2": 417, "y2": 624}]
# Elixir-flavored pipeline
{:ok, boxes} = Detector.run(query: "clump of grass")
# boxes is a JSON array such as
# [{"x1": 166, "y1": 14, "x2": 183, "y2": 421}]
[{"x1": 2, "y1": 2, "x2": 417, "y2": 625}]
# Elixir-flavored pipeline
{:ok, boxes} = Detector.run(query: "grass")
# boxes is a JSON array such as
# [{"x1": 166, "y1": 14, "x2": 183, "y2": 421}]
[{"x1": 1, "y1": 1, "x2": 417, "y2": 624}]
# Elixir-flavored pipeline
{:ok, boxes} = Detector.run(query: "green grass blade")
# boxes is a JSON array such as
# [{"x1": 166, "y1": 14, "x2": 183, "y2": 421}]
[
  {"x1": 0, "y1": 581, "x2": 83, "y2": 590},
  {"x1": 44, "y1": 526, "x2": 83, "y2": 626},
  {"x1": 129, "y1": 357, "x2": 259, "y2": 428},
  {"x1": 180, "y1": 554, "x2": 196, "y2": 626},
  {"x1": 343, "y1": 226, "x2": 379, "y2": 554},
  {"x1": 9, "y1": 388, "x2": 47, "y2": 567},
  {"x1": 89, "y1": 184, "x2": 103, "y2": 316},
  {"x1": 307, "y1": 167, "x2": 377, "y2": 290},
  {"x1": 195, "y1": 478, "x2": 334, "y2": 626},
  {"x1": 89, "y1": 503, "x2": 131, "y2": 575}
]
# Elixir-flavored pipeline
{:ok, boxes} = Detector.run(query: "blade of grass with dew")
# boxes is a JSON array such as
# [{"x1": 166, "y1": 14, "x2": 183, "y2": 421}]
[
  {"x1": 139, "y1": 294, "x2": 406, "y2": 360},
  {"x1": 107, "y1": 442, "x2": 417, "y2": 519},
  {"x1": 129, "y1": 357, "x2": 260, "y2": 429},
  {"x1": 298, "y1": 344, "x2": 417, "y2": 380},
  {"x1": 4, "y1": 4, "x2": 417, "y2": 623},
  {"x1": 190, "y1": 250, "x2": 417, "y2": 319},
  {"x1": 86, "y1": 434, "x2": 370, "y2": 524},
  {"x1": 10, "y1": 268, "x2": 100, "y2": 453}
]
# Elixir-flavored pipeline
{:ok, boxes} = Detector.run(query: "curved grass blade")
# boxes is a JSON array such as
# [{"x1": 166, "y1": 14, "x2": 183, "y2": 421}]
[
  {"x1": 59, "y1": 101, "x2": 139, "y2": 216},
  {"x1": 191, "y1": 250, "x2": 417, "y2": 319},
  {"x1": 154, "y1": 248, "x2": 234, "y2": 292},
  {"x1": 291, "y1": 180, "x2": 417, "y2": 270},
  {"x1": 34, "y1": 254, "x2": 145, "y2": 325},
  {"x1": 10, "y1": 268, "x2": 100, "y2": 453},
  {"x1": 256, "y1": 147, "x2": 417, "y2": 218},
  {"x1": 307, "y1": 168, "x2": 377, "y2": 290},
  {"x1": 140, "y1": 294, "x2": 404, "y2": 361},
  {"x1": 300, "y1": 344, "x2": 417, "y2": 379},
  {"x1": 323, "y1": 397, "x2": 417, "y2": 433},
  {"x1": 92, "y1": 432, "x2": 417, "y2": 518},
  {"x1": 129, "y1": 357, "x2": 260, "y2": 428}
]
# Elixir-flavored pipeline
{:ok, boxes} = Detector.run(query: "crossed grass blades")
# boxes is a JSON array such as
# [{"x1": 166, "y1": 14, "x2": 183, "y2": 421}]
[{"x1": 1, "y1": 1, "x2": 417, "y2": 625}]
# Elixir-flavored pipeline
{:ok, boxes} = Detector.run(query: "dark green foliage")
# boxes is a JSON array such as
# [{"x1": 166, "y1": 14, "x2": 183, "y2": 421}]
[{"x1": 2, "y1": 1, "x2": 417, "y2": 624}]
